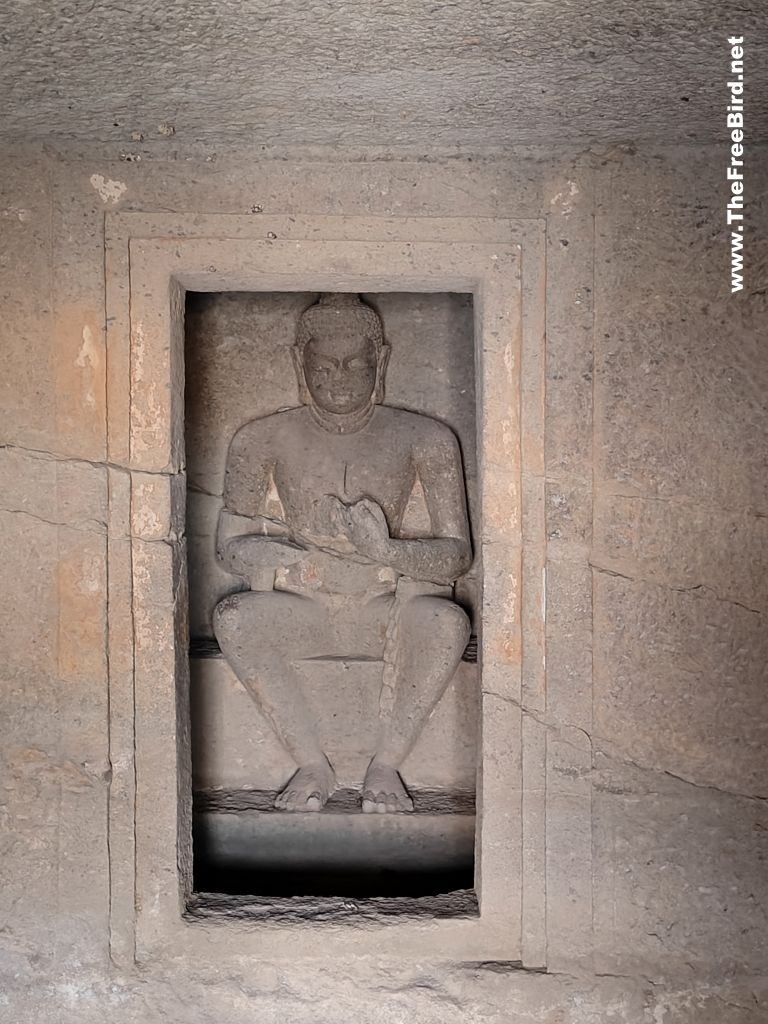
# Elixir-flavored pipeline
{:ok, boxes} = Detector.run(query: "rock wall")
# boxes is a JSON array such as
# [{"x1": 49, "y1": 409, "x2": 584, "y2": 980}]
[{"x1": 0, "y1": 141, "x2": 766, "y2": 1022}]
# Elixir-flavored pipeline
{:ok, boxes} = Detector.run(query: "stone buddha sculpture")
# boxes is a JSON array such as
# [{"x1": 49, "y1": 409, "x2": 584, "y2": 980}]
[{"x1": 213, "y1": 293, "x2": 472, "y2": 813}]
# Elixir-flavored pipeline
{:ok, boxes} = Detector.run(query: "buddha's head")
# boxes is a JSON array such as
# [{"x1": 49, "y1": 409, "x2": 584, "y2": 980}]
[{"x1": 294, "y1": 294, "x2": 389, "y2": 424}]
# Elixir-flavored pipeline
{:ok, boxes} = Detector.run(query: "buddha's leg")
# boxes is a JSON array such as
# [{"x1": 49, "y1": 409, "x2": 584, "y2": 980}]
[
  {"x1": 363, "y1": 595, "x2": 470, "y2": 813},
  {"x1": 213, "y1": 589, "x2": 337, "y2": 811}
]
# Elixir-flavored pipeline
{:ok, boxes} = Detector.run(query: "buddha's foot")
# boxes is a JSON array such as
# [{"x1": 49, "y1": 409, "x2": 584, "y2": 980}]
[
  {"x1": 275, "y1": 760, "x2": 337, "y2": 812},
  {"x1": 361, "y1": 760, "x2": 414, "y2": 814}
]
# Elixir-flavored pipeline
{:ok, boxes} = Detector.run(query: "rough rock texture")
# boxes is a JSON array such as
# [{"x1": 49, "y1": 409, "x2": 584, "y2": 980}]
[
  {"x1": 1, "y1": 140, "x2": 767, "y2": 1020},
  {"x1": 0, "y1": 1, "x2": 766, "y2": 147}
]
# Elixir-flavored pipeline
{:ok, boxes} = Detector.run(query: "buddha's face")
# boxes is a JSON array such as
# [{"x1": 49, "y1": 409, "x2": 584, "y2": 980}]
[{"x1": 302, "y1": 323, "x2": 378, "y2": 415}]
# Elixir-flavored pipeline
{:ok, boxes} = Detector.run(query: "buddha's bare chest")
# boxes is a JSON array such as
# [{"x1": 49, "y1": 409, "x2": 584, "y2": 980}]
[{"x1": 273, "y1": 439, "x2": 412, "y2": 511}]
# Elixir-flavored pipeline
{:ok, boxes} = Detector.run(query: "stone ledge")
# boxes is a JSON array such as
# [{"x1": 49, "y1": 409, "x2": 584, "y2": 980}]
[
  {"x1": 194, "y1": 786, "x2": 476, "y2": 815},
  {"x1": 186, "y1": 889, "x2": 480, "y2": 924},
  {"x1": 190, "y1": 633, "x2": 479, "y2": 663}
]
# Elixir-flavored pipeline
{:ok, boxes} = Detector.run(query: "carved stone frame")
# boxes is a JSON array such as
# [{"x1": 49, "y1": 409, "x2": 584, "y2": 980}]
[{"x1": 105, "y1": 214, "x2": 547, "y2": 967}]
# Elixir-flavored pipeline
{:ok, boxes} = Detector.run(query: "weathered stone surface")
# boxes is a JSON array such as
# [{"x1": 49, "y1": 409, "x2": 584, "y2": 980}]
[
  {"x1": 1, "y1": 962, "x2": 767, "y2": 1024},
  {"x1": 0, "y1": 445, "x2": 108, "y2": 534},
  {"x1": 0, "y1": 511, "x2": 110, "y2": 976},
  {"x1": 593, "y1": 758, "x2": 768, "y2": 980},
  {"x1": 0, "y1": 151, "x2": 55, "y2": 450},
  {"x1": 594, "y1": 494, "x2": 768, "y2": 614},
  {"x1": 595, "y1": 148, "x2": 768, "y2": 512},
  {"x1": 0, "y1": 2, "x2": 766, "y2": 147},
  {"x1": 593, "y1": 573, "x2": 768, "y2": 798}
]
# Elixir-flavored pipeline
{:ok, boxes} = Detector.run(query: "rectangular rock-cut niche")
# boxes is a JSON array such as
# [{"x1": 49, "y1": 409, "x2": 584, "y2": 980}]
[{"x1": 185, "y1": 290, "x2": 480, "y2": 911}]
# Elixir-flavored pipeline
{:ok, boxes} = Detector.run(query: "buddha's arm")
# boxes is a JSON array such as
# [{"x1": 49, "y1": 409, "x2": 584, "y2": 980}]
[
  {"x1": 361, "y1": 426, "x2": 472, "y2": 586},
  {"x1": 216, "y1": 512, "x2": 307, "y2": 575},
  {"x1": 215, "y1": 427, "x2": 307, "y2": 576},
  {"x1": 377, "y1": 535, "x2": 471, "y2": 586}
]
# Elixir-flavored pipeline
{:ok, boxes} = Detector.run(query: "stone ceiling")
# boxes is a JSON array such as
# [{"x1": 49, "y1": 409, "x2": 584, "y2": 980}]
[{"x1": 0, "y1": 0, "x2": 764, "y2": 148}]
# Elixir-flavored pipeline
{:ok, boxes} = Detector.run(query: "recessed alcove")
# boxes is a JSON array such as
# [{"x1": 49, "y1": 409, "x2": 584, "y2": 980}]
[
  {"x1": 104, "y1": 218, "x2": 535, "y2": 962},
  {"x1": 184, "y1": 291, "x2": 480, "y2": 905}
]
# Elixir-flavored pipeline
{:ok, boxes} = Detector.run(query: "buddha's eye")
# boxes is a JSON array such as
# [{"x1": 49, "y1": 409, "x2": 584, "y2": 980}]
[{"x1": 347, "y1": 358, "x2": 368, "y2": 370}]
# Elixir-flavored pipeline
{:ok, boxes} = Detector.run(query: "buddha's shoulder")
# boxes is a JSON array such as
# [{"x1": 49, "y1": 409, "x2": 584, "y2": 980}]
[
  {"x1": 229, "y1": 406, "x2": 306, "y2": 448},
  {"x1": 375, "y1": 405, "x2": 457, "y2": 444}
]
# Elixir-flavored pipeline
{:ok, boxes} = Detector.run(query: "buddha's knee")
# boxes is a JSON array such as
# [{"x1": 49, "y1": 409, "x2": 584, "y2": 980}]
[
  {"x1": 213, "y1": 590, "x2": 300, "y2": 649},
  {"x1": 406, "y1": 596, "x2": 470, "y2": 647}
]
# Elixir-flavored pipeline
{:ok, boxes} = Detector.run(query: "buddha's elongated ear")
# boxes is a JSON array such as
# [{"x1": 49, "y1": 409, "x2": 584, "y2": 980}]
[
  {"x1": 374, "y1": 344, "x2": 391, "y2": 404},
  {"x1": 291, "y1": 345, "x2": 311, "y2": 405}
]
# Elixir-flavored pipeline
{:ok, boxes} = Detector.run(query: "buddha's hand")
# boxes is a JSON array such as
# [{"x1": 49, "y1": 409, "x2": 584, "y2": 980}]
[
  {"x1": 294, "y1": 495, "x2": 357, "y2": 556},
  {"x1": 221, "y1": 535, "x2": 307, "y2": 574},
  {"x1": 336, "y1": 498, "x2": 391, "y2": 563}
]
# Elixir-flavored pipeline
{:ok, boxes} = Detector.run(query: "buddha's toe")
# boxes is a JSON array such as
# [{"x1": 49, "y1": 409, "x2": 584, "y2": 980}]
[
  {"x1": 396, "y1": 790, "x2": 414, "y2": 812},
  {"x1": 275, "y1": 761, "x2": 335, "y2": 812},
  {"x1": 361, "y1": 762, "x2": 413, "y2": 814}
]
